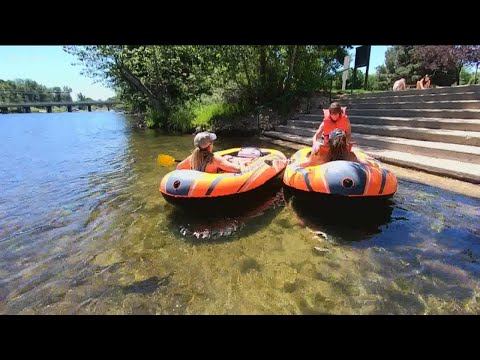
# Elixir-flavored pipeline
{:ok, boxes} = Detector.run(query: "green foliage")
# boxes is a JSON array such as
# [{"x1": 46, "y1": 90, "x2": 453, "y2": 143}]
[
  {"x1": 166, "y1": 106, "x2": 194, "y2": 133},
  {"x1": 383, "y1": 46, "x2": 420, "y2": 84},
  {"x1": 217, "y1": 45, "x2": 350, "y2": 110},
  {"x1": 161, "y1": 101, "x2": 243, "y2": 133},
  {"x1": 192, "y1": 102, "x2": 241, "y2": 127},
  {"x1": 144, "y1": 107, "x2": 164, "y2": 129},
  {"x1": 460, "y1": 68, "x2": 479, "y2": 85},
  {"x1": 0, "y1": 79, "x2": 73, "y2": 104},
  {"x1": 64, "y1": 45, "x2": 220, "y2": 128},
  {"x1": 377, "y1": 45, "x2": 480, "y2": 88},
  {"x1": 64, "y1": 45, "x2": 351, "y2": 129}
]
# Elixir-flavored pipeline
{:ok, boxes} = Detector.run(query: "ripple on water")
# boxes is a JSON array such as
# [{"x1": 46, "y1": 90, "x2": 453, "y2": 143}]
[{"x1": 2, "y1": 116, "x2": 480, "y2": 314}]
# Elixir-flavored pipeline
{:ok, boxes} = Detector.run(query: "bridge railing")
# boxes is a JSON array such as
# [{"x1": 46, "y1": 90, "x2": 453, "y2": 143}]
[{"x1": 0, "y1": 101, "x2": 120, "y2": 107}]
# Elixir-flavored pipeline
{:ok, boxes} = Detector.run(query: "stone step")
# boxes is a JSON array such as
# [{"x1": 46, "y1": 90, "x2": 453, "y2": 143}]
[
  {"x1": 272, "y1": 125, "x2": 480, "y2": 161},
  {"x1": 276, "y1": 124, "x2": 480, "y2": 146},
  {"x1": 348, "y1": 100, "x2": 480, "y2": 110},
  {"x1": 290, "y1": 116, "x2": 480, "y2": 132},
  {"x1": 297, "y1": 108, "x2": 480, "y2": 119},
  {"x1": 341, "y1": 91, "x2": 480, "y2": 103},
  {"x1": 358, "y1": 148, "x2": 480, "y2": 184},
  {"x1": 346, "y1": 108, "x2": 480, "y2": 119},
  {"x1": 352, "y1": 124, "x2": 480, "y2": 146},
  {"x1": 261, "y1": 131, "x2": 480, "y2": 184},
  {"x1": 276, "y1": 125, "x2": 316, "y2": 138},
  {"x1": 341, "y1": 84, "x2": 480, "y2": 99},
  {"x1": 262, "y1": 131, "x2": 312, "y2": 146},
  {"x1": 349, "y1": 116, "x2": 480, "y2": 132},
  {"x1": 353, "y1": 133, "x2": 480, "y2": 164}
]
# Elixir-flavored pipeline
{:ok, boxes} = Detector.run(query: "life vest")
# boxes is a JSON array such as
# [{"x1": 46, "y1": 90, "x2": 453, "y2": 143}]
[
  {"x1": 176, "y1": 154, "x2": 219, "y2": 173},
  {"x1": 322, "y1": 107, "x2": 349, "y2": 140}
]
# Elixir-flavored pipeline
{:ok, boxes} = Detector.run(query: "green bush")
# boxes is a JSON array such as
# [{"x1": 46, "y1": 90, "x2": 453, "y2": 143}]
[
  {"x1": 167, "y1": 106, "x2": 195, "y2": 133},
  {"x1": 145, "y1": 107, "x2": 163, "y2": 128},
  {"x1": 144, "y1": 100, "x2": 244, "y2": 133},
  {"x1": 192, "y1": 102, "x2": 241, "y2": 128}
]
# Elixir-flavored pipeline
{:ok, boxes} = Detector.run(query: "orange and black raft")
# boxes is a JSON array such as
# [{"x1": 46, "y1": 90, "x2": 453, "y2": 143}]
[
  {"x1": 283, "y1": 148, "x2": 397, "y2": 200},
  {"x1": 160, "y1": 148, "x2": 287, "y2": 208}
]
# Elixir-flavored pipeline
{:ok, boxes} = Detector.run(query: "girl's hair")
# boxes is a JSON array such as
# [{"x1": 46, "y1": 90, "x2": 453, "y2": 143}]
[
  {"x1": 191, "y1": 147, "x2": 214, "y2": 171},
  {"x1": 329, "y1": 102, "x2": 343, "y2": 115},
  {"x1": 327, "y1": 128, "x2": 349, "y2": 161}
]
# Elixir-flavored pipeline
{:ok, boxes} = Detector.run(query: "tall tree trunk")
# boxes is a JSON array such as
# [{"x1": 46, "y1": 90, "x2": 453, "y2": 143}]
[
  {"x1": 117, "y1": 62, "x2": 163, "y2": 112},
  {"x1": 241, "y1": 49, "x2": 255, "y2": 104},
  {"x1": 456, "y1": 65, "x2": 462, "y2": 85},
  {"x1": 283, "y1": 45, "x2": 298, "y2": 94},
  {"x1": 259, "y1": 46, "x2": 267, "y2": 102},
  {"x1": 241, "y1": 51, "x2": 252, "y2": 92}
]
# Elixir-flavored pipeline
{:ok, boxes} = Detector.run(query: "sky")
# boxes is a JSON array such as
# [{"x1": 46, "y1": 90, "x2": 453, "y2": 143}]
[
  {"x1": 350, "y1": 45, "x2": 389, "y2": 72},
  {"x1": 0, "y1": 46, "x2": 116, "y2": 101},
  {"x1": 0, "y1": 46, "x2": 391, "y2": 101}
]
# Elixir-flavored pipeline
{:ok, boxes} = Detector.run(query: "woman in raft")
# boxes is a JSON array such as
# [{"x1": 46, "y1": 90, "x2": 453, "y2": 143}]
[{"x1": 176, "y1": 132, "x2": 249, "y2": 173}]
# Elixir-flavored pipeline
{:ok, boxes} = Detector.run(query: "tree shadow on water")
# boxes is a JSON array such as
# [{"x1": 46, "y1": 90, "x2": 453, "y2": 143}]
[{"x1": 164, "y1": 178, "x2": 285, "y2": 243}]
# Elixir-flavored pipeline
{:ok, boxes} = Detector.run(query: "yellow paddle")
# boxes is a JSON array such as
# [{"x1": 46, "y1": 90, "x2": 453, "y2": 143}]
[{"x1": 157, "y1": 154, "x2": 181, "y2": 166}]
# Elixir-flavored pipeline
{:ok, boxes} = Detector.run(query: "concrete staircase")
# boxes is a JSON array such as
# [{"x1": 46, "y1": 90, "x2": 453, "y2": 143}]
[{"x1": 262, "y1": 85, "x2": 480, "y2": 184}]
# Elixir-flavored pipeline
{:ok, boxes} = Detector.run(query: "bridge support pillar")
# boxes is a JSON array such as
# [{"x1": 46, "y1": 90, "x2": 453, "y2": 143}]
[
  {"x1": 67, "y1": 105, "x2": 72, "y2": 112},
  {"x1": 24, "y1": 107, "x2": 31, "y2": 113},
  {"x1": 88, "y1": 105, "x2": 92, "y2": 112},
  {"x1": 47, "y1": 106, "x2": 52, "y2": 113}
]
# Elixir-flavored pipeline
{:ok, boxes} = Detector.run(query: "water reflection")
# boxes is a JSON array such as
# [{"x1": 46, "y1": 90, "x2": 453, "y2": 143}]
[
  {"x1": 284, "y1": 188, "x2": 395, "y2": 242},
  {"x1": 165, "y1": 178, "x2": 285, "y2": 242},
  {"x1": 2, "y1": 113, "x2": 480, "y2": 314}
]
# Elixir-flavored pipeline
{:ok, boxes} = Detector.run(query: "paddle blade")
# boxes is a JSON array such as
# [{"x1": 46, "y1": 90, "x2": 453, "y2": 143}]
[{"x1": 157, "y1": 154, "x2": 176, "y2": 166}]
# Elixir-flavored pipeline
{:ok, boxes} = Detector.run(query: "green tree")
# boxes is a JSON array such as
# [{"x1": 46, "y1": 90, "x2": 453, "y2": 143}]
[
  {"x1": 64, "y1": 45, "x2": 219, "y2": 127},
  {"x1": 413, "y1": 45, "x2": 480, "y2": 86}
]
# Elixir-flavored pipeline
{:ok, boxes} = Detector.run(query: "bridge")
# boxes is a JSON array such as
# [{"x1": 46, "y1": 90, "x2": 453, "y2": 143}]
[{"x1": 0, "y1": 101, "x2": 121, "y2": 114}]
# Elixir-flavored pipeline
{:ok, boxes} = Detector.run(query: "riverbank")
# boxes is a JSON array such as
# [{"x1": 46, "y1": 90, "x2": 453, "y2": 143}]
[{"x1": 129, "y1": 107, "x2": 288, "y2": 135}]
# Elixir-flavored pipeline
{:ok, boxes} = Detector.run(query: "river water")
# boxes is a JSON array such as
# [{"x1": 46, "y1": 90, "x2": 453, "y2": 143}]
[{"x1": 0, "y1": 111, "x2": 479, "y2": 314}]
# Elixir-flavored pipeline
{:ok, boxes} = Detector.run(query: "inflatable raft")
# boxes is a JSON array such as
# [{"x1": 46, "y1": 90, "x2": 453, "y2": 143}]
[
  {"x1": 283, "y1": 147, "x2": 397, "y2": 199},
  {"x1": 160, "y1": 147, "x2": 287, "y2": 209}
]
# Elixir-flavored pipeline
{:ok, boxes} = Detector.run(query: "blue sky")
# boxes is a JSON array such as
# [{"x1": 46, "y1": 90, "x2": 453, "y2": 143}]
[
  {"x1": 0, "y1": 46, "x2": 116, "y2": 101},
  {"x1": 0, "y1": 46, "x2": 391, "y2": 101},
  {"x1": 350, "y1": 45, "x2": 390, "y2": 72}
]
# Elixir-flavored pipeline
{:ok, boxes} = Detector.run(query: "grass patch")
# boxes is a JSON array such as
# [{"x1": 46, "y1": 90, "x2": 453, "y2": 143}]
[
  {"x1": 192, "y1": 102, "x2": 241, "y2": 128},
  {"x1": 166, "y1": 102, "x2": 243, "y2": 133}
]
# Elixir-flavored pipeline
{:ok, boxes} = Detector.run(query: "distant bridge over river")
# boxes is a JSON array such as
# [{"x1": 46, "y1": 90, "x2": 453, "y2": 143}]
[{"x1": 0, "y1": 101, "x2": 121, "y2": 114}]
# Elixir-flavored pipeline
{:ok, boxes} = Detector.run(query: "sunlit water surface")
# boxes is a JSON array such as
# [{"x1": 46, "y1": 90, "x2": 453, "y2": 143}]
[{"x1": 0, "y1": 112, "x2": 479, "y2": 314}]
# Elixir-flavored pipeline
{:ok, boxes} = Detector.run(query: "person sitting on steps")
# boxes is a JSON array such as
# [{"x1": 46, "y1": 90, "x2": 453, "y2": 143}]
[
  {"x1": 416, "y1": 74, "x2": 431, "y2": 89},
  {"x1": 393, "y1": 78, "x2": 406, "y2": 91}
]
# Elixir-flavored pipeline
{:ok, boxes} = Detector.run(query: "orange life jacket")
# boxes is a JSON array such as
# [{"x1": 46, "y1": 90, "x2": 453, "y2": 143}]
[
  {"x1": 177, "y1": 156, "x2": 219, "y2": 173},
  {"x1": 322, "y1": 107, "x2": 350, "y2": 140}
]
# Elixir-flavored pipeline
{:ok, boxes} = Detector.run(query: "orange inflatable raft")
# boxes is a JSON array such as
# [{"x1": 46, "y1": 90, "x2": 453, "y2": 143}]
[
  {"x1": 160, "y1": 147, "x2": 287, "y2": 208},
  {"x1": 283, "y1": 147, "x2": 397, "y2": 199}
]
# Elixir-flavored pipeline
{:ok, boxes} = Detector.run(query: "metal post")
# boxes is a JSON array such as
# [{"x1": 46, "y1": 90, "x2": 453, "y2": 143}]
[
  {"x1": 475, "y1": 63, "x2": 479, "y2": 85},
  {"x1": 351, "y1": 67, "x2": 356, "y2": 95},
  {"x1": 364, "y1": 46, "x2": 371, "y2": 90},
  {"x1": 329, "y1": 76, "x2": 333, "y2": 103}
]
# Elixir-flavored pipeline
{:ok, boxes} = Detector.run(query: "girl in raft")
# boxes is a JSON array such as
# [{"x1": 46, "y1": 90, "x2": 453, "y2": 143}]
[
  {"x1": 298, "y1": 128, "x2": 369, "y2": 168},
  {"x1": 176, "y1": 132, "x2": 246, "y2": 173}
]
